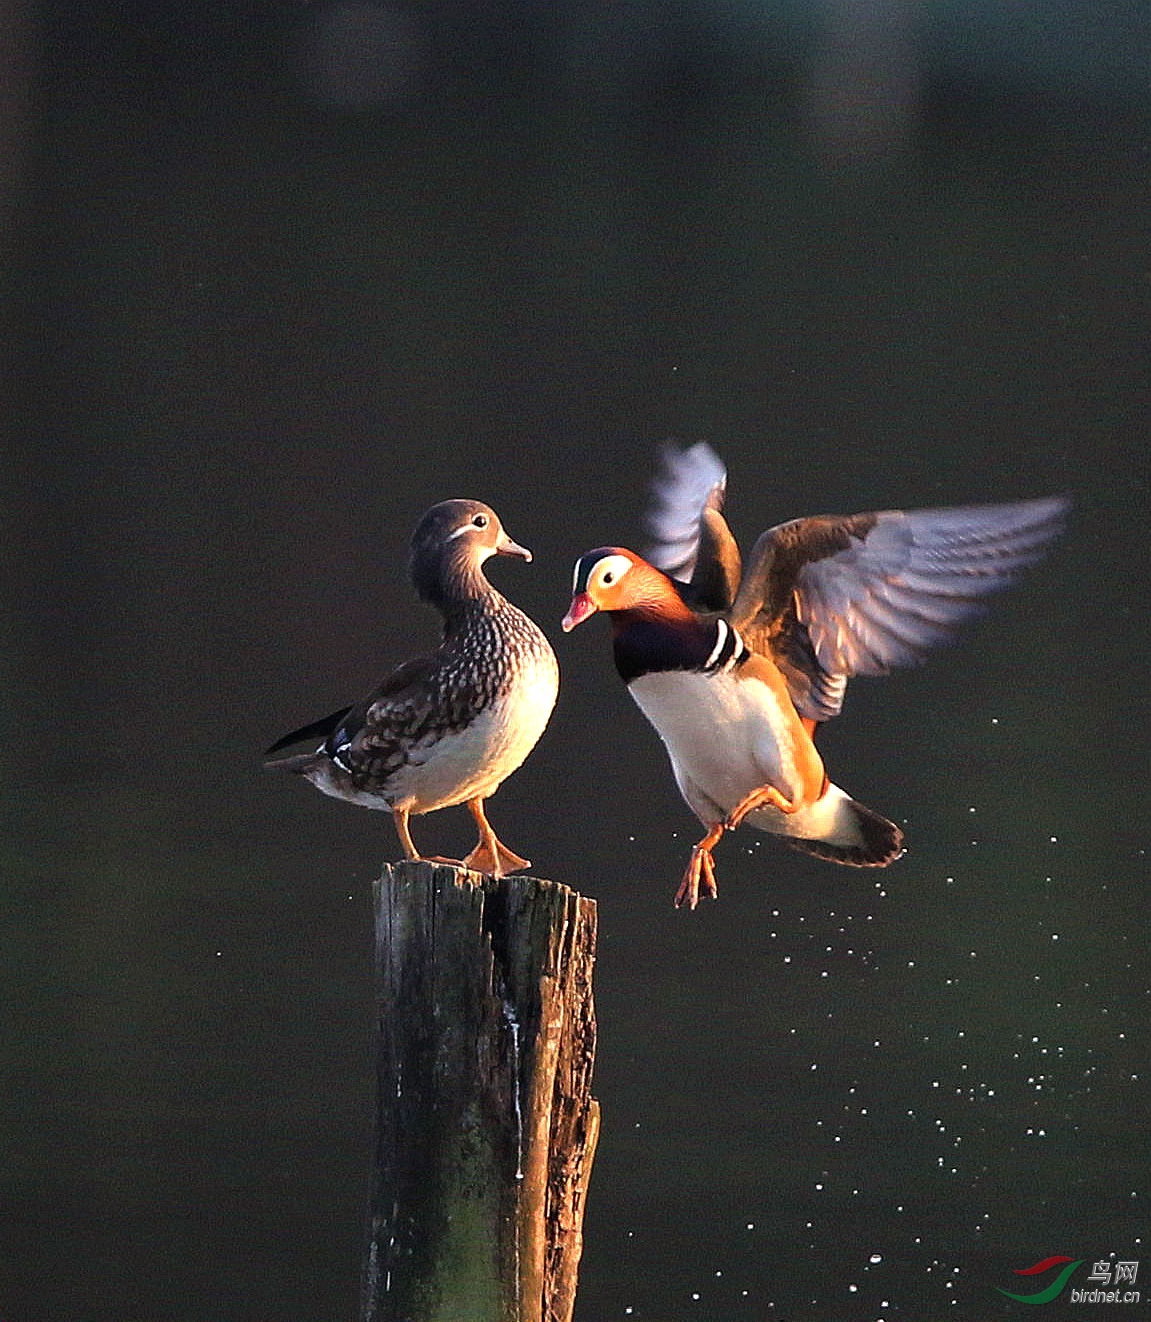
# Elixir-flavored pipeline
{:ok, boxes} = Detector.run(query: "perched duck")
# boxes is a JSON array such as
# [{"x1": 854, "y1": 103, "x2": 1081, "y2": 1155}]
[
  {"x1": 266, "y1": 499, "x2": 559, "y2": 877},
  {"x1": 563, "y1": 444, "x2": 1068, "y2": 908}
]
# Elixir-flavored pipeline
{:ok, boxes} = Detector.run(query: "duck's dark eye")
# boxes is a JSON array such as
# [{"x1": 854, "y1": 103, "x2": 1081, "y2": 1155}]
[
  {"x1": 472, "y1": 514, "x2": 489, "y2": 528},
  {"x1": 602, "y1": 571, "x2": 615, "y2": 585}
]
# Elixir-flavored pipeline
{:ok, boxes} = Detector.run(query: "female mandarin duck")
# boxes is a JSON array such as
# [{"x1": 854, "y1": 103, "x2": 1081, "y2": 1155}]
[
  {"x1": 563, "y1": 444, "x2": 1067, "y2": 908},
  {"x1": 266, "y1": 499, "x2": 559, "y2": 878}
]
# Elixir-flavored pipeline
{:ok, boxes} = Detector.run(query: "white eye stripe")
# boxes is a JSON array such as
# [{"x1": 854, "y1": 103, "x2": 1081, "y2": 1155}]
[
  {"x1": 594, "y1": 554, "x2": 633, "y2": 588},
  {"x1": 447, "y1": 521, "x2": 481, "y2": 541}
]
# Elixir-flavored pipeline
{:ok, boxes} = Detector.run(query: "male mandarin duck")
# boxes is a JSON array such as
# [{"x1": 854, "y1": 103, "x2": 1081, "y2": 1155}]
[
  {"x1": 563, "y1": 444, "x2": 1068, "y2": 908},
  {"x1": 266, "y1": 499, "x2": 559, "y2": 878}
]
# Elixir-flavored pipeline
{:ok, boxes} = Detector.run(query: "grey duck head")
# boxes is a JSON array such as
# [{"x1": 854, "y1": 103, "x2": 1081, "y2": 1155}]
[{"x1": 409, "y1": 499, "x2": 532, "y2": 605}]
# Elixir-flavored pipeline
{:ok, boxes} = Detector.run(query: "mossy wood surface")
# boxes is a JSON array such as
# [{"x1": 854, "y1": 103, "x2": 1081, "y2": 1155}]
[{"x1": 362, "y1": 861, "x2": 599, "y2": 1322}]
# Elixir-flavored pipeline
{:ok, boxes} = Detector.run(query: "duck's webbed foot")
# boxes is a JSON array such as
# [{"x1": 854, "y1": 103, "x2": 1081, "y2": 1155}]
[
  {"x1": 462, "y1": 839, "x2": 530, "y2": 878},
  {"x1": 462, "y1": 798, "x2": 531, "y2": 878},
  {"x1": 674, "y1": 822, "x2": 726, "y2": 910}
]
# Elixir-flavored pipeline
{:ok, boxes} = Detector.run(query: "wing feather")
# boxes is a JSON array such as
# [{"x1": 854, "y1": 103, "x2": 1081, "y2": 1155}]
[
  {"x1": 264, "y1": 705, "x2": 353, "y2": 758},
  {"x1": 644, "y1": 442, "x2": 742, "y2": 611},
  {"x1": 321, "y1": 655, "x2": 445, "y2": 786},
  {"x1": 732, "y1": 495, "x2": 1068, "y2": 716},
  {"x1": 644, "y1": 442, "x2": 728, "y2": 580}
]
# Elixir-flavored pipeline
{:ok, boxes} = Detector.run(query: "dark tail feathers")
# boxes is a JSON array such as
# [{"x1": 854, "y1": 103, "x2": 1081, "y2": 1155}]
[
  {"x1": 788, "y1": 800, "x2": 905, "y2": 867},
  {"x1": 263, "y1": 704, "x2": 352, "y2": 762},
  {"x1": 263, "y1": 750, "x2": 323, "y2": 774}
]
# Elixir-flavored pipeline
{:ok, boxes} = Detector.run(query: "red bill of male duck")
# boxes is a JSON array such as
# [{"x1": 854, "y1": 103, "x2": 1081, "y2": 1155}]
[
  {"x1": 266, "y1": 499, "x2": 559, "y2": 878},
  {"x1": 562, "y1": 443, "x2": 1068, "y2": 908}
]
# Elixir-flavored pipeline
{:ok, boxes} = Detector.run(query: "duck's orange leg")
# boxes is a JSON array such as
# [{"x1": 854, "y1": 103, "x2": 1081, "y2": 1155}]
[
  {"x1": 392, "y1": 807, "x2": 422, "y2": 860},
  {"x1": 674, "y1": 822, "x2": 726, "y2": 910},
  {"x1": 725, "y1": 783, "x2": 798, "y2": 831},
  {"x1": 462, "y1": 798, "x2": 531, "y2": 878},
  {"x1": 391, "y1": 806, "x2": 469, "y2": 869}
]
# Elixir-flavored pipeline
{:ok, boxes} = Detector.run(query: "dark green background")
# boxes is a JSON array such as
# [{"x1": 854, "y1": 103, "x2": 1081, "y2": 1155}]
[{"x1": 3, "y1": 3, "x2": 1147, "y2": 1318}]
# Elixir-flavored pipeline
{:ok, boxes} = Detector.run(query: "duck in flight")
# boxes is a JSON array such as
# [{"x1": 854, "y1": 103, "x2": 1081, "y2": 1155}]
[{"x1": 563, "y1": 444, "x2": 1067, "y2": 908}]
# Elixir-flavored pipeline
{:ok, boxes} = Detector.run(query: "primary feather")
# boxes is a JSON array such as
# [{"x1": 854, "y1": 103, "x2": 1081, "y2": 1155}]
[{"x1": 644, "y1": 441, "x2": 729, "y2": 580}]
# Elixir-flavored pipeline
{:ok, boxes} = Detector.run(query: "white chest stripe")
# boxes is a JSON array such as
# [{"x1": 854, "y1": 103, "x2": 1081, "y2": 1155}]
[
  {"x1": 703, "y1": 619, "x2": 730, "y2": 669},
  {"x1": 702, "y1": 619, "x2": 750, "y2": 674}
]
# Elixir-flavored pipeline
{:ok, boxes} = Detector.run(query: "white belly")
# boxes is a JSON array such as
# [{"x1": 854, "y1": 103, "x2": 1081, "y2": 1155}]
[
  {"x1": 395, "y1": 671, "x2": 557, "y2": 813},
  {"x1": 628, "y1": 669, "x2": 805, "y2": 826},
  {"x1": 305, "y1": 653, "x2": 558, "y2": 815}
]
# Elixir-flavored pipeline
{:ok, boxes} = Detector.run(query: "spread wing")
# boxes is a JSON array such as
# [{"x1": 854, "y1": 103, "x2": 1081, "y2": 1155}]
[
  {"x1": 644, "y1": 442, "x2": 742, "y2": 611},
  {"x1": 728, "y1": 496, "x2": 1069, "y2": 722}
]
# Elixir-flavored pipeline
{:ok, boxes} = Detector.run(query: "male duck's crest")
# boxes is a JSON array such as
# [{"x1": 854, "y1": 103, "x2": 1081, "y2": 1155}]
[
  {"x1": 564, "y1": 546, "x2": 749, "y2": 682},
  {"x1": 563, "y1": 546, "x2": 692, "y2": 627}
]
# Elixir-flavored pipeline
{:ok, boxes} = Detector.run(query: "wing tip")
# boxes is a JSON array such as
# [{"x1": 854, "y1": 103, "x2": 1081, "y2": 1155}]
[{"x1": 644, "y1": 441, "x2": 729, "y2": 573}]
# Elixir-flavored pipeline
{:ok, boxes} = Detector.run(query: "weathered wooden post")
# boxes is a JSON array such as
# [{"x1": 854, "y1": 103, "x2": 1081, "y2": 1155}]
[{"x1": 361, "y1": 860, "x2": 599, "y2": 1322}]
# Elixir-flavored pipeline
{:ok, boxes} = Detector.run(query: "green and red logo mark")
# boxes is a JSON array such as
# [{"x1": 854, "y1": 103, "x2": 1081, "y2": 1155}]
[
  {"x1": 997, "y1": 1256, "x2": 1085, "y2": 1303},
  {"x1": 997, "y1": 1256, "x2": 1141, "y2": 1304}
]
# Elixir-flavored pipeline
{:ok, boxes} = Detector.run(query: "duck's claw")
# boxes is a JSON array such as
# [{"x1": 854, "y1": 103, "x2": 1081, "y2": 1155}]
[
  {"x1": 462, "y1": 838, "x2": 531, "y2": 879},
  {"x1": 461, "y1": 797, "x2": 532, "y2": 878},
  {"x1": 674, "y1": 822, "x2": 726, "y2": 909}
]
